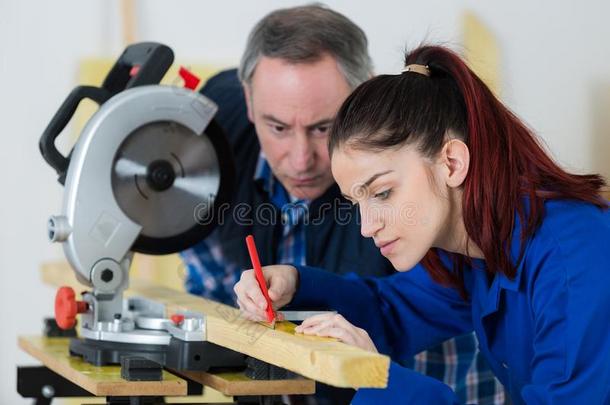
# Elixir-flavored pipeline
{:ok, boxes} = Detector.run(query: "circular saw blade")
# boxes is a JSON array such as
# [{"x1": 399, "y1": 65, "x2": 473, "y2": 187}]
[{"x1": 111, "y1": 121, "x2": 228, "y2": 252}]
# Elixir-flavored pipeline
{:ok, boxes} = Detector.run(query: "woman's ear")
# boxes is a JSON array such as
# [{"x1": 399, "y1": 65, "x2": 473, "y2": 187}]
[{"x1": 440, "y1": 139, "x2": 470, "y2": 188}]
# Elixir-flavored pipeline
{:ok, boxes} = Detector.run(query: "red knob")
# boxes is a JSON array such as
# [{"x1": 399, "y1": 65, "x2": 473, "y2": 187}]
[
  {"x1": 170, "y1": 313, "x2": 185, "y2": 325},
  {"x1": 55, "y1": 286, "x2": 88, "y2": 330}
]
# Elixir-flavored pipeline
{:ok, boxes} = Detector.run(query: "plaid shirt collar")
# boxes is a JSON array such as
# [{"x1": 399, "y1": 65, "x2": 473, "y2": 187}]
[
  {"x1": 253, "y1": 152, "x2": 275, "y2": 196},
  {"x1": 253, "y1": 153, "x2": 309, "y2": 225}
]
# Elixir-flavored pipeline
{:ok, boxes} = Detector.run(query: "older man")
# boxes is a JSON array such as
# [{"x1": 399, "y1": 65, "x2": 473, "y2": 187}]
[{"x1": 181, "y1": 5, "x2": 505, "y2": 405}]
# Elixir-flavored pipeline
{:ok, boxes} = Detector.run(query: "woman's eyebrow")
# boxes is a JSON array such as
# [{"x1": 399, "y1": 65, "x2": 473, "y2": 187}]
[
  {"x1": 341, "y1": 192, "x2": 355, "y2": 200},
  {"x1": 342, "y1": 170, "x2": 394, "y2": 200},
  {"x1": 362, "y1": 170, "x2": 394, "y2": 188}
]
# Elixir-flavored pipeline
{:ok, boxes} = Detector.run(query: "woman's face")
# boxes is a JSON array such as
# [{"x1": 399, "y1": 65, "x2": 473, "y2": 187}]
[{"x1": 331, "y1": 143, "x2": 452, "y2": 271}]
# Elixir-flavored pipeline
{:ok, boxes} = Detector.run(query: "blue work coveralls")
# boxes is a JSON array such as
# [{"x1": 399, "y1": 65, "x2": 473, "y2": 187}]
[{"x1": 291, "y1": 199, "x2": 610, "y2": 404}]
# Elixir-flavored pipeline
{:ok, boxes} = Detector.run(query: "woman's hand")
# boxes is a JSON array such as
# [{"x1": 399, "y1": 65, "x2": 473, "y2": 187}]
[
  {"x1": 295, "y1": 313, "x2": 378, "y2": 352},
  {"x1": 234, "y1": 264, "x2": 298, "y2": 321}
]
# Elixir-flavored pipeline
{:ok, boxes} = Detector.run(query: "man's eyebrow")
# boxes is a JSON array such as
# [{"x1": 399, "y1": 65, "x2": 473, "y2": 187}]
[
  {"x1": 261, "y1": 115, "x2": 334, "y2": 131},
  {"x1": 305, "y1": 118, "x2": 333, "y2": 131},
  {"x1": 262, "y1": 114, "x2": 290, "y2": 127}
]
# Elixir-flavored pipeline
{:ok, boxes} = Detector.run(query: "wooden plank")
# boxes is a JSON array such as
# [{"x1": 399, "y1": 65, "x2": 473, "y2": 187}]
[
  {"x1": 41, "y1": 261, "x2": 390, "y2": 388},
  {"x1": 18, "y1": 334, "x2": 311, "y2": 399},
  {"x1": 18, "y1": 336, "x2": 187, "y2": 396},
  {"x1": 128, "y1": 285, "x2": 388, "y2": 388},
  {"x1": 176, "y1": 370, "x2": 315, "y2": 396}
]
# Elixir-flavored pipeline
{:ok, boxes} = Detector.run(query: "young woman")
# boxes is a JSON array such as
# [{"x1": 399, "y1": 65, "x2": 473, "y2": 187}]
[{"x1": 233, "y1": 45, "x2": 610, "y2": 404}]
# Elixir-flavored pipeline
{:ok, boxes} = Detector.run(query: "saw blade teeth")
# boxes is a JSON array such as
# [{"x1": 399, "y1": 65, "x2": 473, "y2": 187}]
[{"x1": 111, "y1": 122, "x2": 221, "y2": 239}]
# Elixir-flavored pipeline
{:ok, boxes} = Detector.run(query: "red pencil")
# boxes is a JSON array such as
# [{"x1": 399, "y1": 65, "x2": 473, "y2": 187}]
[{"x1": 245, "y1": 235, "x2": 276, "y2": 323}]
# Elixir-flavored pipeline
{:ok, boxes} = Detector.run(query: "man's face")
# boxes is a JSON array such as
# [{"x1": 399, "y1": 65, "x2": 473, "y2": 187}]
[{"x1": 244, "y1": 54, "x2": 352, "y2": 200}]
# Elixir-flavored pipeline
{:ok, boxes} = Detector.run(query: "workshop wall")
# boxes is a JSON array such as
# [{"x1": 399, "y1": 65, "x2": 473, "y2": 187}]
[{"x1": 1, "y1": 1, "x2": 609, "y2": 403}]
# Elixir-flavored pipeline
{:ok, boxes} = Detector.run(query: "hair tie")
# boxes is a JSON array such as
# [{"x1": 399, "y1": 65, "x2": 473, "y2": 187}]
[{"x1": 402, "y1": 64, "x2": 430, "y2": 77}]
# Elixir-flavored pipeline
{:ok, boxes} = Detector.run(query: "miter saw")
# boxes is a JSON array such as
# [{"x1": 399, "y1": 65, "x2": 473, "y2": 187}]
[{"x1": 39, "y1": 42, "x2": 242, "y2": 372}]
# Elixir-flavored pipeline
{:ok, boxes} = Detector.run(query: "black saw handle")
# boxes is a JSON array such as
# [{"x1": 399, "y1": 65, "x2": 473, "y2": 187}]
[
  {"x1": 39, "y1": 42, "x2": 174, "y2": 184},
  {"x1": 39, "y1": 86, "x2": 110, "y2": 184}
]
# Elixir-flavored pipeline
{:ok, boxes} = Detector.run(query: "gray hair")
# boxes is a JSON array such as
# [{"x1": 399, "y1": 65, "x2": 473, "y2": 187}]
[{"x1": 238, "y1": 3, "x2": 373, "y2": 89}]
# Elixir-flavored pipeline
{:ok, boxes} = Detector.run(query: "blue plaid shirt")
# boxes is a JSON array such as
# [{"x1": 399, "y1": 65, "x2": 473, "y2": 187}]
[
  {"x1": 180, "y1": 153, "x2": 308, "y2": 305},
  {"x1": 181, "y1": 153, "x2": 506, "y2": 404}
]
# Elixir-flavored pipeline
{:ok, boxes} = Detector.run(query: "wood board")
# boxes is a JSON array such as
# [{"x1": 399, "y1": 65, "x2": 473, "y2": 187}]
[
  {"x1": 177, "y1": 370, "x2": 315, "y2": 396},
  {"x1": 18, "y1": 336, "x2": 187, "y2": 397},
  {"x1": 19, "y1": 334, "x2": 313, "y2": 399}
]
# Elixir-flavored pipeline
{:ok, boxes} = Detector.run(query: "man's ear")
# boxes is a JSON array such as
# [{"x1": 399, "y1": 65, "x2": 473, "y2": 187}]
[
  {"x1": 440, "y1": 139, "x2": 470, "y2": 188},
  {"x1": 242, "y1": 83, "x2": 254, "y2": 123}
]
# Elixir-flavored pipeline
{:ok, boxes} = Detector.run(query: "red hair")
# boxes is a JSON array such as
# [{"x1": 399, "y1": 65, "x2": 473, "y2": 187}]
[{"x1": 330, "y1": 45, "x2": 607, "y2": 294}]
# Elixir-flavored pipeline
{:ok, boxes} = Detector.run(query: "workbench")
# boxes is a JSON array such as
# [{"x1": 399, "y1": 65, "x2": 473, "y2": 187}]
[
  {"x1": 16, "y1": 261, "x2": 389, "y2": 404},
  {"x1": 18, "y1": 335, "x2": 315, "y2": 404}
]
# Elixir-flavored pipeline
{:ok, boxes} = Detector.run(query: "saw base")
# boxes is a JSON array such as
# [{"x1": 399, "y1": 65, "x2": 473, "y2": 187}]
[{"x1": 69, "y1": 337, "x2": 246, "y2": 371}]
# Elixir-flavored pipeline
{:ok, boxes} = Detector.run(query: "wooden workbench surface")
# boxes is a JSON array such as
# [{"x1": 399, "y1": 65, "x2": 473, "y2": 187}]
[
  {"x1": 177, "y1": 370, "x2": 315, "y2": 396},
  {"x1": 41, "y1": 261, "x2": 390, "y2": 389},
  {"x1": 18, "y1": 336, "x2": 188, "y2": 397},
  {"x1": 19, "y1": 335, "x2": 316, "y2": 398}
]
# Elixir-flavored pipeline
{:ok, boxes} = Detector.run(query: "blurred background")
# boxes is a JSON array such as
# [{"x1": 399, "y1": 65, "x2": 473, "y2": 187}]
[{"x1": 1, "y1": 0, "x2": 609, "y2": 403}]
